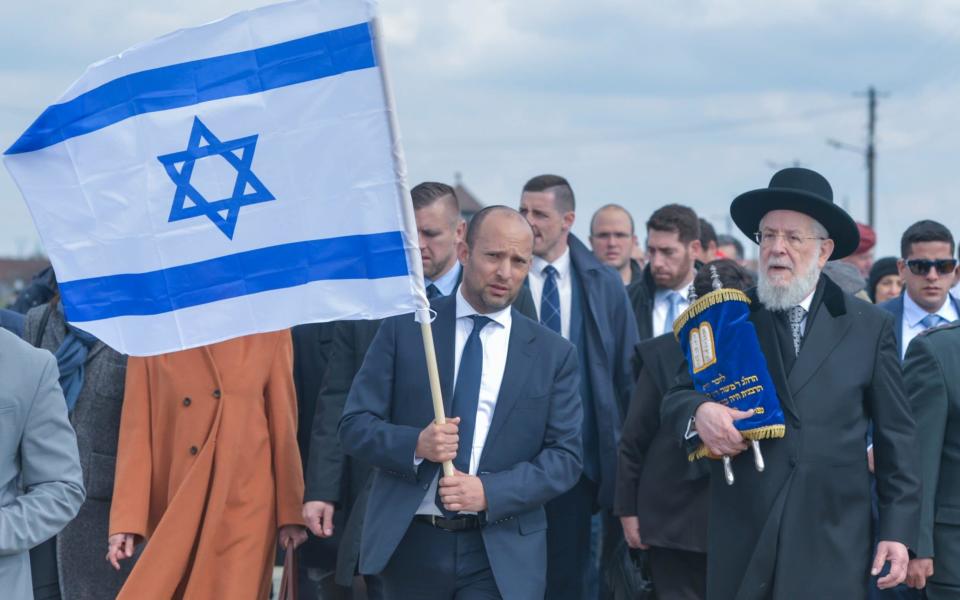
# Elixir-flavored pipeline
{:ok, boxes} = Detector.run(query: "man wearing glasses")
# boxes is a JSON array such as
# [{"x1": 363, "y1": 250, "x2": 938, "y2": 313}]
[
  {"x1": 878, "y1": 220, "x2": 959, "y2": 359},
  {"x1": 663, "y1": 167, "x2": 919, "y2": 599}
]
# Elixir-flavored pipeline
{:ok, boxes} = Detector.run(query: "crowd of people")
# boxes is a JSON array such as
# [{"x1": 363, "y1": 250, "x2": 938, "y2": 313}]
[{"x1": 3, "y1": 167, "x2": 960, "y2": 600}]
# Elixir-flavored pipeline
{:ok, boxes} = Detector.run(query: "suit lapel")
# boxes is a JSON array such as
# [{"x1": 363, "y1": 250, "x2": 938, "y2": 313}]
[
  {"x1": 480, "y1": 312, "x2": 536, "y2": 454},
  {"x1": 892, "y1": 296, "x2": 904, "y2": 358},
  {"x1": 749, "y1": 299, "x2": 798, "y2": 422},
  {"x1": 569, "y1": 237, "x2": 609, "y2": 364},
  {"x1": 787, "y1": 277, "x2": 851, "y2": 394},
  {"x1": 433, "y1": 296, "x2": 457, "y2": 413}
]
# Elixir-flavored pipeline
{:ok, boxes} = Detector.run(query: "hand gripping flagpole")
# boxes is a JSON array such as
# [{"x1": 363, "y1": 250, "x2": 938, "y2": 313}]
[
  {"x1": 371, "y1": 14, "x2": 454, "y2": 478},
  {"x1": 420, "y1": 321, "x2": 455, "y2": 477}
]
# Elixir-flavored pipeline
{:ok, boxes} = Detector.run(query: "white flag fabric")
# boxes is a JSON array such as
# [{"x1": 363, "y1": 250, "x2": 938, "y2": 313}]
[{"x1": 4, "y1": 0, "x2": 427, "y2": 356}]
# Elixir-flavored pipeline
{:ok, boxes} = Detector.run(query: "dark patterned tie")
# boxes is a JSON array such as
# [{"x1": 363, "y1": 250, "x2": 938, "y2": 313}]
[
  {"x1": 426, "y1": 283, "x2": 442, "y2": 299},
  {"x1": 787, "y1": 305, "x2": 806, "y2": 356},
  {"x1": 540, "y1": 265, "x2": 561, "y2": 334},
  {"x1": 437, "y1": 314, "x2": 491, "y2": 516}
]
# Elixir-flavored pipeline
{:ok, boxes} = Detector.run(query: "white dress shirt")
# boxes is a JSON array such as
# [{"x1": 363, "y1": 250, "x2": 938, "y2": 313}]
[
  {"x1": 416, "y1": 286, "x2": 512, "y2": 515},
  {"x1": 901, "y1": 292, "x2": 958, "y2": 359},
  {"x1": 652, "y1": 282, "x2": 693, "y2": 337},
  {"x1": 528, "y1": 248, "x2": 572, "y2": 340}
]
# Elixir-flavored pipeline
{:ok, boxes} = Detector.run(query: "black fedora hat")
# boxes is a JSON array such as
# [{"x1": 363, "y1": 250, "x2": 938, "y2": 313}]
[{"x1": 730, "y1": 167, "x2": 860, "y2": 260}]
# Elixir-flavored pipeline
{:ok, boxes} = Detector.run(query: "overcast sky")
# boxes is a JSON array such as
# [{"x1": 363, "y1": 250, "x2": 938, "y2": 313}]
[{"x1": 3, "y1": 0, "x2": 960, "y2": 260}]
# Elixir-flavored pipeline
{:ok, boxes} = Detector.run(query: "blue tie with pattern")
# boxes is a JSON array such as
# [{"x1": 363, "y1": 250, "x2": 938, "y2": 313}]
[
  {"x1": 540, "y1": 265, "x2": 561, "y2": 334},
  {"x1": 437, "y1": 314, "x2": 491, "y2": 516},
  {"x1": 426, "y1": 283, "x2": 442, "y2": 299}
]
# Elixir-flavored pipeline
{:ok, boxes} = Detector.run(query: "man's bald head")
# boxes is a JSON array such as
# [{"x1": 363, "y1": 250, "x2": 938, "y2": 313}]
[{"x1": 459, "y1": 206, "x2": 534, "y2": 313}]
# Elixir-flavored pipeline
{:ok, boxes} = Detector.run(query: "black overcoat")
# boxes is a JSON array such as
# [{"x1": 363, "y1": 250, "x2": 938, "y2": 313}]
[{"x1": 663, "y1": 275, "x2": 920, "y2": 599}]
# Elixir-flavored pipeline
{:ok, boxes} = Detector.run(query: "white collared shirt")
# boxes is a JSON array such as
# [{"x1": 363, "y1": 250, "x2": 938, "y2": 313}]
[
  {"x1": 652, "y1": 280, "x2": 694, "y2": 337},
  {"x1": 528, "y1": 247, "x2": 572, "y2": 340},
  {"x1": 425, "y1": 262, "x2": 461, "y2": 297},
  {"x1": 416, "y1": 286, "x2": 512, "y2": 515},
  {"x1": 901, "y1": 292, "x2": 958, "y2": 359}
]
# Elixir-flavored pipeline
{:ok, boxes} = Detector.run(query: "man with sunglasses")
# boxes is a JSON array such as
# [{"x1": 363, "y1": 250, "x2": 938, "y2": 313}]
[{"x1": 878, "y1": 220, "x2": 959, "y2": 360}]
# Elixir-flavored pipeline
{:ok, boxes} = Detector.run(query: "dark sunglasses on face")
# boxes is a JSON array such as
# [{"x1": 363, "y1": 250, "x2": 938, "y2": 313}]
[{"x1": 905, "y1": 258, "x2": 959, "y2": 276}]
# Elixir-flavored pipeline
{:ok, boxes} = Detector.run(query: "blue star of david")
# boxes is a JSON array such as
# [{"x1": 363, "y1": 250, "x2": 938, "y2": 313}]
[{"x1": 157, "y1": 116, "x2": 275, "y2": 239}]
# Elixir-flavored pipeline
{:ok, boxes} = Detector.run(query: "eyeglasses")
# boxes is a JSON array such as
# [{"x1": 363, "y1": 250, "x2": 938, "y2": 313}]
[
  {"x1": 905, "y1": 258, "x2": 958, "y2": 276},
  {"x1": 752, "y1": 231, "x2": 827, "y2": 249}
]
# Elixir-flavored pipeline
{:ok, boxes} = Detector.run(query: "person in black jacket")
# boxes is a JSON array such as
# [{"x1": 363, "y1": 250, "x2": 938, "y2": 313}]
[
  {"x1": 616, "y1": 259, "x2": 751, "y2": 600},
  {"x1": 627, "y1": 205, "x2": 701, "y2": 341}
]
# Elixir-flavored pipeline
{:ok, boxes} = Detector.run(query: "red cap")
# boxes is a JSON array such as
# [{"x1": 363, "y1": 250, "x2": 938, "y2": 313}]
[{"x1": 855, "y1": 222, "x2": 876, "y2": 254}]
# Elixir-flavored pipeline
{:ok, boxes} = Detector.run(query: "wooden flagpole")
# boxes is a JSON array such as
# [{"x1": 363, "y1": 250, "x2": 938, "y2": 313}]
[
  {"x1": 369, "y1": 15, "x2": 455, "y2": 478},
  {"x1": 420, "y1": 321, "x2": 455, "y2": 477}
]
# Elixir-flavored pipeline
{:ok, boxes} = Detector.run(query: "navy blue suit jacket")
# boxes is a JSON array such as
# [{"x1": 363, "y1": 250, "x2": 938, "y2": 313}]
[
  {"x1": 878, "y1": 293, "x2": 960, "y2": 359},
  {"x1": 339, "y1": 294, "x2": 583, "y2": 600},
  {"x1": 537, "y1": 235, "x2": 639, "y2": 508}
]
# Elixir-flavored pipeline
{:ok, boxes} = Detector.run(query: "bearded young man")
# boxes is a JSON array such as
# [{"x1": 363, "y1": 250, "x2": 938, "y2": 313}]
[
  {"x1": 627, "y1": 204, "x2": 702, "y2": 340},
  {"x1": 663, "y1": 167, "x2": 920, "y2": 600}
]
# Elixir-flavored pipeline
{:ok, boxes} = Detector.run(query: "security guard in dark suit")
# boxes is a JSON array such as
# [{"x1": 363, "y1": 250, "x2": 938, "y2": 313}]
[{"x1": 903, "y1": 320, "x2": 960, "y2": 598}]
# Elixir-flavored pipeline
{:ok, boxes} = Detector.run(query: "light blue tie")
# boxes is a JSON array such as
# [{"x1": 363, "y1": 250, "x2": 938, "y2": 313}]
[
  {"x1": 664, "y1": 291, "x2": 683, "y2": 334},
  {"x1": 921, "y1": 313, "x2": 946, "y2": 330}
]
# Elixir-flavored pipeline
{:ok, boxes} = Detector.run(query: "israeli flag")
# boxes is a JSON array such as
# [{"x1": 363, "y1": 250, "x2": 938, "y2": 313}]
[{"x1": 4, "y1": 0, "x2": 427, "y2": 356}]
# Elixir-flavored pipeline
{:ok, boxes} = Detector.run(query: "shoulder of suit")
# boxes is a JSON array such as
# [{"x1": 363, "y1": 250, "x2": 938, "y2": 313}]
[
  {"x1": 917, "y1": 320, "x2": 960, "y2": 339},
  {"x1": 513, "y1": 309, "x2": 574, "y2": 349},
  {"x1": 0, "y1": 326, "x2": 56, "y2": 372}
]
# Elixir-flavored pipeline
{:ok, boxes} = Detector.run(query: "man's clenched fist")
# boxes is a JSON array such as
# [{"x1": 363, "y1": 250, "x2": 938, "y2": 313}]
[{"x1": 416, "y1": 417, "x2": 460, "y2": 463}]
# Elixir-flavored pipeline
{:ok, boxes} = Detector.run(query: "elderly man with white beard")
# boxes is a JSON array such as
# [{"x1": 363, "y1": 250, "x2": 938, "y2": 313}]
[{"x1": 663, "y1": 167, "x2": 920, "y2": 600}]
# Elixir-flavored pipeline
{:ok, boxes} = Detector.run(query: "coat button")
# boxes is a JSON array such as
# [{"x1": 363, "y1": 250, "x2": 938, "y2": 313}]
[
  {"x1": 183, "y1": 397, "x2": 191, "y2": 407},
  {"x1": 189, "y1": 446, "x2": 199, "y2": 455},
  {"x1": 212, "y1": 389, "x2": 221, "y2": 399}
]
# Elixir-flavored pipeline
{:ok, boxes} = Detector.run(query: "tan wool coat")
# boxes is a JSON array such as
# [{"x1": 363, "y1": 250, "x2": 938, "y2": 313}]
[{"x1": 109, "y1": 330, "x2": 305, "y2": 599}]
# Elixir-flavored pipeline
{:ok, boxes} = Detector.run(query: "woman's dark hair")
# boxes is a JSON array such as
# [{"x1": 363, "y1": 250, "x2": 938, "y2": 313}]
[{"x1": 866, "y1": 256, "x2": 900, "y2": 303}]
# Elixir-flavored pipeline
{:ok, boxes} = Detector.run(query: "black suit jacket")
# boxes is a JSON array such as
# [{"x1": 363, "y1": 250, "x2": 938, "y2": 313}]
[
  {"x1": 663, "y1": 275, "x2": 920, "y2": 600},
  {"x1": 614, "y1": 333, "x2": 708, "y2": 553},
  {"x1": 903, "y1": 323, "x2": 960, "y2": 579}
]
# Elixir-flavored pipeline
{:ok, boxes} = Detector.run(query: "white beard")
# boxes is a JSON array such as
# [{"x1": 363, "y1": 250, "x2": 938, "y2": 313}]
[{"x1": 757, "y1": 257, "x2": 821, "y2": 311}]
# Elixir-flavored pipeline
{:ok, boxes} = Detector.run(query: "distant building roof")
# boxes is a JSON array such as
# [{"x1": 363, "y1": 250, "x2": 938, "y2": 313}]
[
  {"x1": 0, "y1": 257, "x2": 50, "y2": 284},
  {"x1": 453, "y1": 172, "x2": 483, "y2": 218}
]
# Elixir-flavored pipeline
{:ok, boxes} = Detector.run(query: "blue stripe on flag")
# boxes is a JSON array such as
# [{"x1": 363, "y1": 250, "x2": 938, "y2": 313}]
[
  {"x1": 59, "y1": 231, "x2": 409, "y2": 321},
  {"x1": 6, "y1": 22, "x2": 375, "y2": 155}
]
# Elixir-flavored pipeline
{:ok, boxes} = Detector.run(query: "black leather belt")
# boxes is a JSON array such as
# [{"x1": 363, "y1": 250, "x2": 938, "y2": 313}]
[{"x1": 414, "y1": 514, "x2": 482, "y2": 531}]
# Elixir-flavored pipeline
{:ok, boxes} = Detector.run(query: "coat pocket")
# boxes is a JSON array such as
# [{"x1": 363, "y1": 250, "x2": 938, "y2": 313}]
[
  {"x1": 518, "y1": 507, "x2": 548, "y2": 535},
  {"x1": 935, "y1": 505, "x2": 960, "y2": 525},
  {"x1": 87, "y1": 451, "x2": 117, "y2": 501}
]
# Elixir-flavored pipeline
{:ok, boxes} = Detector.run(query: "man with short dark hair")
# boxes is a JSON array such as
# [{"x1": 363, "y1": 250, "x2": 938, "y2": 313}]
[
  {"x1": 879, "y1": 220, "x2": 959, "y2": 359},
  {"x1": 339, "y1": 206, "x2": 583, "y2": 599},
  {"x1": 697, "y1": 218, "x2": 719, "y2": 263},
  {"x1": 627, "y1": 204, "x2": 702, "y2": 340},
  {"x1": 717, "y1": 234, "x2": 745, "y2": 264},
  {"x1": 519, "y1": 174, "x2": 639, "y2": 600},
  {"x1": 589, "y1": 203, "x2": 641, "y2": 286}
]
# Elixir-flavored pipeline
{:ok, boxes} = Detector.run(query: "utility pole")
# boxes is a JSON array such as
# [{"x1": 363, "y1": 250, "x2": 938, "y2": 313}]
[
  {"x1": 865, "y1": 87, "x2": 877, "y2": 228},
  {"x1": 826, "y1": 86, "x2": 886, "y2": 228}
]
